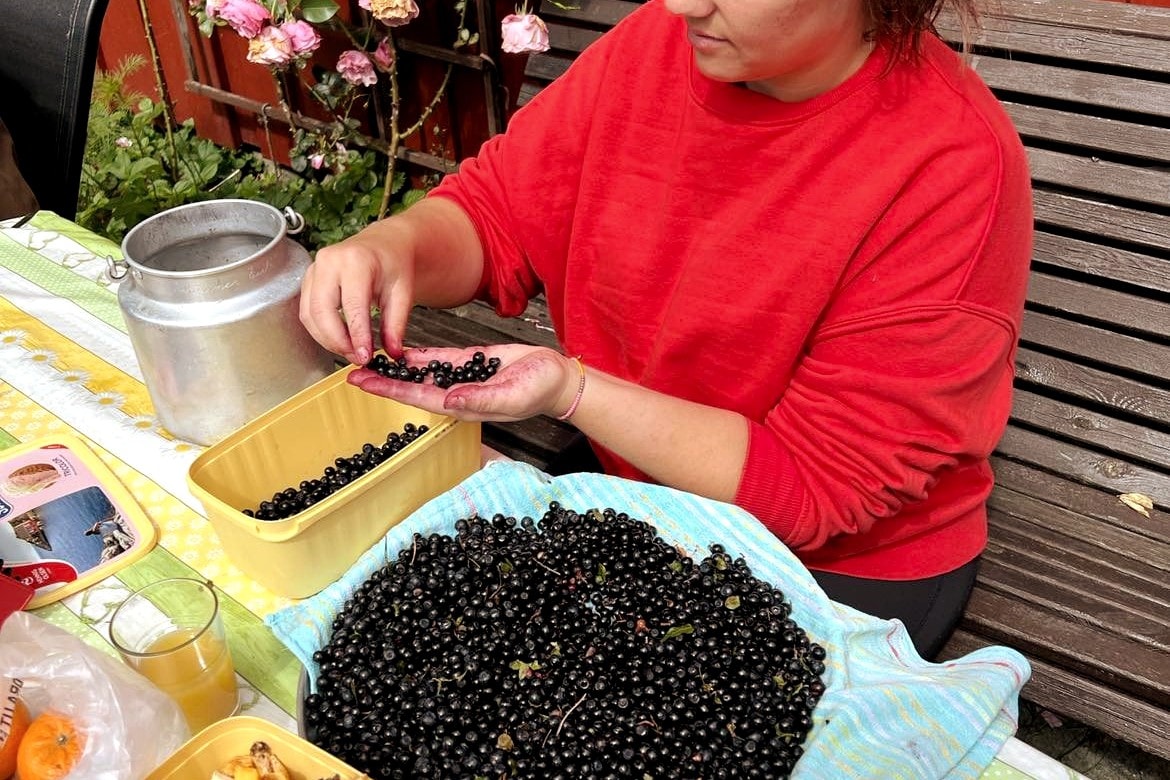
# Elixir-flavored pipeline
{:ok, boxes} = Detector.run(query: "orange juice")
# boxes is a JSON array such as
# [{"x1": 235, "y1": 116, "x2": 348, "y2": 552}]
[{"x1": 132, "y1": 628, "x2": 238, "y2": 732}]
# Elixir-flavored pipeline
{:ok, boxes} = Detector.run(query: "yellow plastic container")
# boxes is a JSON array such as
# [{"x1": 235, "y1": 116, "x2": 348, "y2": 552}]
[
  {"x1": 187, "y1": 366, "x2": 480, "y2": 598},
  {"x1": 145, "y1": 715, "x2": 363, "y2": 779}
]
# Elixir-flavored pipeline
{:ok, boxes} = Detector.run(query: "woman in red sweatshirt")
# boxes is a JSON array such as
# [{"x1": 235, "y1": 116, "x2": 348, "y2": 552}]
[{"x1": 299, "y1": 0, "x2": 1034, "y2": 658}]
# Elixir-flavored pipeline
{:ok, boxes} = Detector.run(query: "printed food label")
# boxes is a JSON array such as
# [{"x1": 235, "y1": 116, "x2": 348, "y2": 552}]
[{"x1": 0, "y1": 443, "x2": 146, "y2": 603}]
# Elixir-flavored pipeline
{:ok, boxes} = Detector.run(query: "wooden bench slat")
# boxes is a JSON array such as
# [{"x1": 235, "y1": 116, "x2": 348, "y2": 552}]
[
  {"x1": 971, "y1": 56, "x2": 1170, "y2": 119},
  {"x1": 1033, "y1": 191, "x2": 1170, "y2": 254},
  {"x1": 981, "y1": 0, "x2": 1170, "y2": 37},
  {"x1": 988, "y1": 491, "x2": 1170, "y2": 588},
  {"x1": 1022, "y1": 310, "x2": 1170, "y2": 383},
  {"x1": 517, "y1": 82, "x2": 541, "y2": 107},
  {"x1": 1026, "y1": 271, "x2": 1170, "y2": 337},
  {"x1": 937, "y1": 12, "x2": 1170, "y2": 74},
  {"x1": 545, "y1": 21, "x2": 605, "y2": 55},
  {"x1": 523, "y1": 52, "x2": 572, "y2": 85},
  {"x1": 1026, "y1": 148, "x2": 1170, "y2": 207},
  {"x1": 987, "y1": 502, "x2": 1170, "y2": 608},
  {"x1": 974, "y1": 551, "x2": 1170, "y2": 652},
  {"x1": 955, "y1": 587, "x2": 1170, "y2": 705},
  {"x1": 991, "y1": 457, "x2": 1170, "y2": 545},
  {"x1": 1013, "y1": 347, "x2": 1170, "y2": 430},
  {"x1": 1033, "y1": 232, "x2": 1170, "y2": 295},
  {"x1": 455, "y1": 299, "x2": 561, "y2": 350},
  {"x1": 995, "y1": 425, "x2": 1170, "y2": 503},
  {"x1": 942, "y1": 629, "x2": 1170, "y2": 760},
  {"x1": 1003, "y1": 102, "x2": 1170, "y2": 165},
  {"x1": 1009, "y1": 389, "x2": 1170, "y2": 472}
]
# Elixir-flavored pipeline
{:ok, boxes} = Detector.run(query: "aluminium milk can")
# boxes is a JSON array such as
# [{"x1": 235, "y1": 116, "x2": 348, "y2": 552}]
[{"x1": 110, "y1": 199, "x2": 334, "y2": 446}]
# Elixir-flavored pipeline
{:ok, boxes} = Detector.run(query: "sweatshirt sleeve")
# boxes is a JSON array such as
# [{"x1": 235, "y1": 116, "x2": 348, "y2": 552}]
[{"x1": 734, "y1": 129, "x2": 1033, "y2": 551}]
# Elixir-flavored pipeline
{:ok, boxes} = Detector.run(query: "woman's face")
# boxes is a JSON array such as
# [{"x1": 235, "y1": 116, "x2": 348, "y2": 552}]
[{"x1": 662, "y1": 0, "x2": 873, "y2": 101}]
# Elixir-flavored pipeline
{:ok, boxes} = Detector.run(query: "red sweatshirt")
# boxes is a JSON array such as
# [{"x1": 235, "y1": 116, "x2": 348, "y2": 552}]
[{"x1": 431, "y1": 0, "x2": 1033, "y2": 579}]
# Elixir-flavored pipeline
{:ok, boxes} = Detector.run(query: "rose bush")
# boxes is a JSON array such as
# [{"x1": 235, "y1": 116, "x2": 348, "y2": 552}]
[{"x1": 189, "y1": 0, "x2": 553, "y2": 219}]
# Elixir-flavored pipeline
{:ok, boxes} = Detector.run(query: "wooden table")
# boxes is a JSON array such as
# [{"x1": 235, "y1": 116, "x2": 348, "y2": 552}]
[{"x1": 0, "y1": 211, "x2": 1082, "y2": 780}]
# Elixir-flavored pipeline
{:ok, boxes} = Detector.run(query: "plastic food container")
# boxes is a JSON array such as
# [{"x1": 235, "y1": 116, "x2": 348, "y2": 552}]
[
  {"x1": 187, "y1": 366, "x2": 480, "y2": 598},
  {"x1": 0, "y1": 433, "x2": 156, "y2": 608},
  {"x1": 145, "y1": 715, "x2": 363, "y2": 779}
]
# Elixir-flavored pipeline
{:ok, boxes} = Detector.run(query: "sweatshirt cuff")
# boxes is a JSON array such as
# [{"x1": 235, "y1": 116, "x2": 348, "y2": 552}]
[{"x1": 734, "y1": 421, "x2": 805, "y2": 543}]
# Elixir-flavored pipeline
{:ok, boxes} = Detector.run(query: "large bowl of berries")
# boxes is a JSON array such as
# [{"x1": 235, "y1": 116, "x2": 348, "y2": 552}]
[
  {"x1": 295, "y1": 503, "x2": 827, "y2": 779},
  {"x1": 187, "y1": 363, "x2": 481, "y2": 598}
]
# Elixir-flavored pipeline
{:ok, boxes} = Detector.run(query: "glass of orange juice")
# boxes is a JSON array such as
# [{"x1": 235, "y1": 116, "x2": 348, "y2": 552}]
[{"x1": 109, "y1": 578, "x2": 239, "y2": 733}]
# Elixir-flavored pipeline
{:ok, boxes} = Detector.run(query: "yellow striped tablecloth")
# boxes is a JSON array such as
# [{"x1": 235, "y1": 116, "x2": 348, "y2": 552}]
[{"x1": 0, "y1": 211, "x2": 1084, "y2": 780}]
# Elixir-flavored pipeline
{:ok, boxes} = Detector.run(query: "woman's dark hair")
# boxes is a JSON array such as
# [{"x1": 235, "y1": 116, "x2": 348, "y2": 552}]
[{"x1": 864, "y1": 0, "x2": 981, "y2": 61}]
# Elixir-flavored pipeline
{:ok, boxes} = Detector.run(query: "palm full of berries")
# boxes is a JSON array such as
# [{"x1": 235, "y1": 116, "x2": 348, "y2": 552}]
[{"x1": 351, "y1": 345, "x2": 575, "y2": 423}]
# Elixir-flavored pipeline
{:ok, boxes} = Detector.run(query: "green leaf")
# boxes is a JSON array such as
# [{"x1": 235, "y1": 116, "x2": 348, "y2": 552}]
[
  {"x1": 128, "y1": 157, "x2": 160, "y2": 177},
  {"x1": 402, "y1": 188, "x2": 426, "y2": 209},
  {"x1": 664, "y1": 624, "x2": 694, "y2": 641},
  {"x1": 300, "y1": 0, "x2": 339, "y2": 23},
  {"x1": 509, "y1": 659, "x2": 542, "y2": 679}
]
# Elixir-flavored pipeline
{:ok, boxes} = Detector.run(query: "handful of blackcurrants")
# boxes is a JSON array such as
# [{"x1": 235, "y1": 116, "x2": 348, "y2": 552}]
[
  {"x1": 366, "y1": 351, "x2": 501, "y2": 389},
  {"x1": 241, "y1": 423, "x2": 430, "y2": 521},
  {"x1": 304, "y1": 503, "x2": 828, "y2": 779}
]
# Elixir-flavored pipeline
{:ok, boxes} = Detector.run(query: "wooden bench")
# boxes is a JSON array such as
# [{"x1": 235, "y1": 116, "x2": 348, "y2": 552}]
[{"x1": 405, "y1": 0, "x2": 1170, "y2": 759}]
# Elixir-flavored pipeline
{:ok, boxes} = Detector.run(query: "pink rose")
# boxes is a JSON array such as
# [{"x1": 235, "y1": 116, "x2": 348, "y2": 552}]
[
  {"x1": 500, "y1": 13, "x2": 549, "y2": 54},
  {"x1": 337, "y1": 50, "x2": 377, "y2": 86},
  {"x1": 212, "y1": 0, "x2": 270, "y2": 39},
  {"x1": 247, "y1": 25, "x2": 293, "y2": 67},
  {"x1": 366, "y1": 0, "x2": 420, "y2": 27},
  {"x1": 309, "y1": 153, "x2": 326, "y2": 170},
  {"x1": 280, "y1": 20, "x2": 322, "y2": 58},
  {"x1": 374, "y1": 38, "x2": 395, "y2": 71}
]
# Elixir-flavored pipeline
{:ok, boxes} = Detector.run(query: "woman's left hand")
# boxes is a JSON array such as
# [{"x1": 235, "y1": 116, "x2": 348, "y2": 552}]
[{"x1": 347, "y1": 345, "x2": 580, "y2": 422}]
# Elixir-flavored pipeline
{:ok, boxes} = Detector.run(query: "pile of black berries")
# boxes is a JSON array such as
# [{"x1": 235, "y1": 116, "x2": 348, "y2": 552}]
[
  {"x1": 367, "y1": 351, "x2": 501, "y2": 389},
  {"x1": 303, "y1": 503, "x2": 827, "y2": 779},
  {"x1": 242, "y1": 423, "x2": 429, "y2": 521}
]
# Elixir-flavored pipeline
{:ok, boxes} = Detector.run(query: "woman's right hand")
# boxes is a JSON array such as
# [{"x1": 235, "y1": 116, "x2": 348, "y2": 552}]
[{"x1": 299, "y1": 221, "x2": 417, "y2": 366}]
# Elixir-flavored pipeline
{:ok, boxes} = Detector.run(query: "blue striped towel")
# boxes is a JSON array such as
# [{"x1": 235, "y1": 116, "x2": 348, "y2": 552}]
[{"x1": 267, "y1": 460, "x2": 1030, "y2": 779}]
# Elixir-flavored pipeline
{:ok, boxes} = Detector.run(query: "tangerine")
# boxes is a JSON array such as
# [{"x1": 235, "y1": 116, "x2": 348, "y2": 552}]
[
  {"x1": 0, "y1": 693, "x2": 31, "y2": 780},
  {"x1": 14, "y1": 712, "x2": 83, "y2": 780}
]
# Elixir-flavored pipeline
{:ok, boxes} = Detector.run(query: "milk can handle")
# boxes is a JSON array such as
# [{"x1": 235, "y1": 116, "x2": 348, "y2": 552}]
[
  {"x1": 284, "y1": 207, "x2": 305, "y2": 236},
  {"x1": 106, "y1": 255, "x2": 128, "y2": 280}
]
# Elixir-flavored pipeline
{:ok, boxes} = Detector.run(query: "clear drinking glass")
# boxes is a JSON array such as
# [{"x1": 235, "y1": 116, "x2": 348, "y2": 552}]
[{"x1": 109, "y1": 577, "x2": 239, "y2": 733}]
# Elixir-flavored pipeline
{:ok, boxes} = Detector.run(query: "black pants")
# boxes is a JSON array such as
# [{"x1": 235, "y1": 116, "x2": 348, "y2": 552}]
[
  {"x1": 810, "y1": 560, "x2": 978, "y2": 659},
  {"x1": 545, "y1": 434, "x2": 977, "y2": 659}
]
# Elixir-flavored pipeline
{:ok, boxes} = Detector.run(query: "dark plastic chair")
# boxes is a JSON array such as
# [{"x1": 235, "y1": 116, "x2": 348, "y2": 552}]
[{"x1": 0, "y1": 0, "x2": 111, "y2": 220}]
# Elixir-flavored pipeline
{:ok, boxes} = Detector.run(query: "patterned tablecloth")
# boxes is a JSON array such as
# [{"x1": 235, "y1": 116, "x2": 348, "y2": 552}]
[{"x1": 0, "y1": 211, "x2": 1086, "y2": 780}]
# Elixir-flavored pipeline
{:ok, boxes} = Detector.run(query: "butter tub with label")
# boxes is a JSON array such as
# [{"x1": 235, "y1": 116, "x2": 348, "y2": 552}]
[{"x1": 187, "y1": 366, "x2": 480, "y2": 598}]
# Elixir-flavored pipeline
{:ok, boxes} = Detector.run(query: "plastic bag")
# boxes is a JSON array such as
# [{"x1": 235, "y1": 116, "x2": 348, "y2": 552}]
[{"x1": 0, "y1": 610, "x2": 190, "y2": 779}]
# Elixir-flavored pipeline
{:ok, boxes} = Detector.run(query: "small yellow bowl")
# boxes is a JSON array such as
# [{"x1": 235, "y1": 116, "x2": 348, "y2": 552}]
[
  {"x1": 187, "y1": 365, "x2": 480, "y2": 598},
  {"x1": 145, "y1": 715, "x2": 362, "y2": 779}
]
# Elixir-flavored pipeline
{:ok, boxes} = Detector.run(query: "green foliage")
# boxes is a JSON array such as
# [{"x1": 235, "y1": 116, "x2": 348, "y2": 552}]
[{"x1": 78, "y1": 59, "x2": 430, "y2": 251}]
